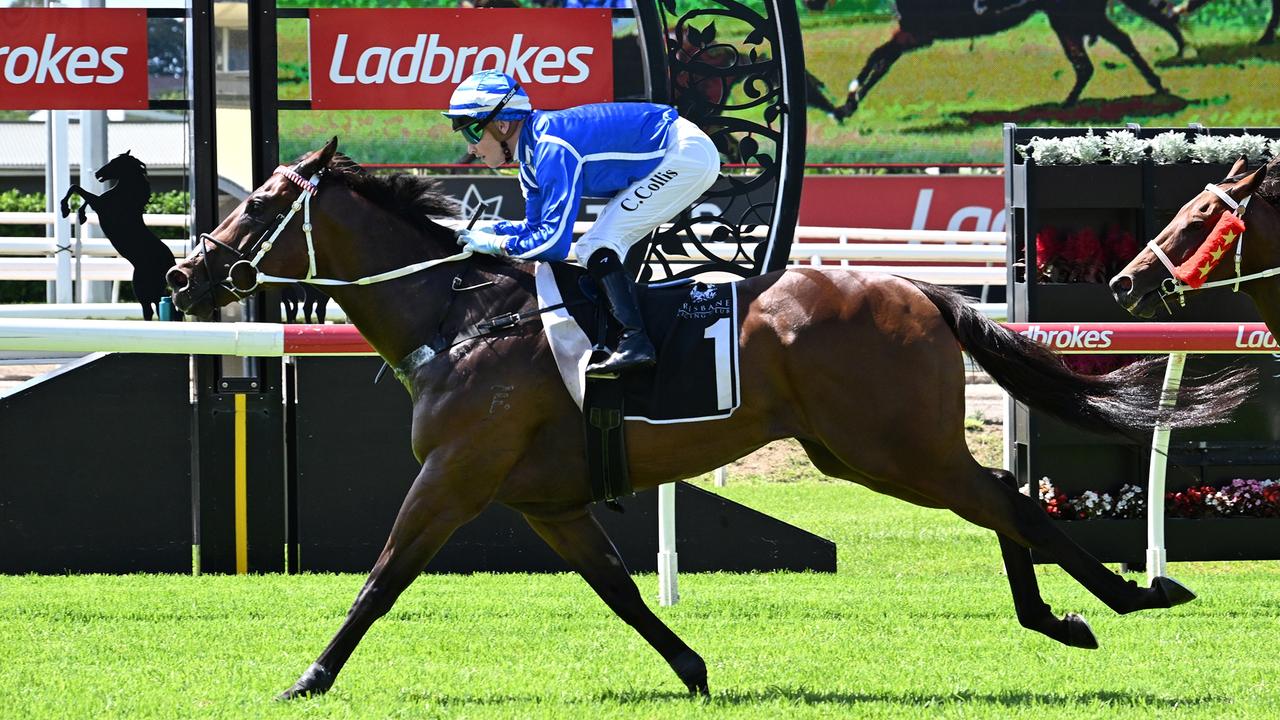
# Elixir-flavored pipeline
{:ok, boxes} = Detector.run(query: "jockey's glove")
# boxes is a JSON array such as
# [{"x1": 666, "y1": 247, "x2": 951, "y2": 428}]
[
  {"x1": 457, "y1": 227, "x2": 512, "y2": 256},
  {"x1": 454, "y1": 220, "x2": 496, "y2": 239}
]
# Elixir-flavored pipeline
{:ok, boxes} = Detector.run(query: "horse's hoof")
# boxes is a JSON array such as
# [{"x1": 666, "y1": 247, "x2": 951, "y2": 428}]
[
  {"x1": 275, "y1": 663, "x2": 334, "y2": 701},
  {"x1": 1151, "y1": 576, "x2": 1196, "y2": 608},
  {"x1": 1061, "y1": 612, "x2": 1099, "y2": 650},
  {"x1": 670, "y1": 650, "x2": 708, "y2": 697}
]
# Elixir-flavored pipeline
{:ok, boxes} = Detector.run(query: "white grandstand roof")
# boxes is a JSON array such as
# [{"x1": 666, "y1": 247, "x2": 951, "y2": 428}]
[{"x1": 0, "y1": 121, "x2": 187, "y2": 172}]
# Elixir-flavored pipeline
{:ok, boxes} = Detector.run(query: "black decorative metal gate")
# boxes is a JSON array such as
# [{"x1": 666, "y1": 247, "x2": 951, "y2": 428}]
[{"x1": 633, "y1": 0, "x2": 806, "y2": 281}]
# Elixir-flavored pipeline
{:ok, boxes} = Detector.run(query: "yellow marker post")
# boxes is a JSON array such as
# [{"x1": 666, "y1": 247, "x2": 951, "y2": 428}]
[{"x1": 234, "y1": 393, "x2": 248, "y2": 574}]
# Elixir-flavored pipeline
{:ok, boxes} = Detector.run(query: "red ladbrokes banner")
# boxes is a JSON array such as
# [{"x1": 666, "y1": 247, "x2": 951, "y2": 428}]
[
  {"x1": 309, "y1": 9, "x2": 613, "y2": 110},
  {"x1": 0, "y1": 8, "x2": 148, "y2": 110}
]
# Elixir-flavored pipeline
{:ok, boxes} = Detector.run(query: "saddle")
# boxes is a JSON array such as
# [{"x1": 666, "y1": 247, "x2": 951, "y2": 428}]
[{"x1": 535, "y1": 263, "x2": 742, "y2": 503}]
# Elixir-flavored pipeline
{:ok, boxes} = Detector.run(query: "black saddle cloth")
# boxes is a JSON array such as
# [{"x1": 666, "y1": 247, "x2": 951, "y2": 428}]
[{"x1": 549, "y1": 262, "x2": 741, "y2": 424}]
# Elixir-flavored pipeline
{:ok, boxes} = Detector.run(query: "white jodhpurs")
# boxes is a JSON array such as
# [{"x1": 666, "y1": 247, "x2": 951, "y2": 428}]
[{"x1": 575, "y1": 116, "x2": 720, "y2": 263}]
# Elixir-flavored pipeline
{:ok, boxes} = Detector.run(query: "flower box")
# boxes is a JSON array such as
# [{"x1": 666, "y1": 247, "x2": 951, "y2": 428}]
[
  {"x1": 1013, "y1": 162, "x2": 1144, "y2": 209},
  {"x1": 1148, "y1": 162, "x2": 1234, "y2": 210},
  {"x1": 1036, "y1": 518, "x2": 1280, "y2": 564}
]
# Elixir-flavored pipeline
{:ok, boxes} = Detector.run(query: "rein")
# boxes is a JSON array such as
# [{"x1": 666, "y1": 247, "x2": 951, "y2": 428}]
[
  {"x1": 192, "y1": 164, "x2": 473, "y2": 300},
  {"x1": 1147, "y1": 183, "x2": 1280, "y2": 307}
]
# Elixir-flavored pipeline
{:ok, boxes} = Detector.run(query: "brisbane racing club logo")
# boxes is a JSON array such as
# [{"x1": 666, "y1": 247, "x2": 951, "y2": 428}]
[
  {"x1": 1018, "y1": 324, "x2": 1114, "y2": 350},
  {"x1": 621, "y1": 169, "x2": 680, "y2": 212}
]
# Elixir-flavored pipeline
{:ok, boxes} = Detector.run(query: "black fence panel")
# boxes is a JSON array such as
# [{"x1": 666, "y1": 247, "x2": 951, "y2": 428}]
[{"x1": 0, "y1": 353, "x2": 191, "y2": 573}]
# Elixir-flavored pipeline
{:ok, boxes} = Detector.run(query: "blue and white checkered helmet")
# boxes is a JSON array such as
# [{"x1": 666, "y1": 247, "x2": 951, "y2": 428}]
[{"x1": 443, "y1": 71, "x2": 532, "y2": 124}]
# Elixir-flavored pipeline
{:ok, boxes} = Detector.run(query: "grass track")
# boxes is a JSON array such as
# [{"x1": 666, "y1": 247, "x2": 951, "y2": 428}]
[{"x1": 4, "y1": 444, "x2": 1280, "y2": 719}]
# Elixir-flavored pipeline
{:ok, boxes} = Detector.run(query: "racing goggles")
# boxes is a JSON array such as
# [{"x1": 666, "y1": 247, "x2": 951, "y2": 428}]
[{"x1": 453, "y1": 84, "x2": 521, "y2": 144}]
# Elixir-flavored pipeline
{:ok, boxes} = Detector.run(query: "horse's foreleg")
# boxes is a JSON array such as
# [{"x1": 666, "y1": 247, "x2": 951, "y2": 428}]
[
  {"x1": 278, "y1": 466, "x2": 484, "y2": 700},
  {"x1": 59, "y1": 184, "x2": 86, "y2": 218},
  {"x1": 523, "y1": 509, "x2": 708, "y2": 696},
  {"x1": 1263, "y1": 0, "x2": 1279, "y2": 44},
  {"x1": 1048, "y1": 22, "x2": 1093, "y2": 105},
  {"x1": 1093, "y1": 20, "x2": 1168, "y2": 95},
  {"x1": 990, "y1": 469, "x2": 1098, "y2": 649}
]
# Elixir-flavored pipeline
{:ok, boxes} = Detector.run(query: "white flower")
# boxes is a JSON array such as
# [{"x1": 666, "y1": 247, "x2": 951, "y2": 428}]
[
  {"x1": 1227, "y1": 132, "x2": 1271, "y2": 164},
  {"x1": 1191, "y1": 135, "x2": 1229, "y2": 163},
  {"x1": 1150, "y1": 130, "x2": 1192, "y2": 164},
  {"x1": 1021, "y1": 136, "x2": 1069, "y2": 165},
  {"x1": 1062, "y1": 132, "x2": 1106, "y2": 164},
  {"x1": 1104, "y1": 130, "x2": 1146, "y2": 164}
]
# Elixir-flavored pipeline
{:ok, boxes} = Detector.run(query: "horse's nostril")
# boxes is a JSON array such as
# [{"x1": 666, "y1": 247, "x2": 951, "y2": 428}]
[
  {"x1": 1109, "y1": 275, "x2": 1133, "y2": 297},
  {"x1": 166, "y1": 267, "x2": 190, "y2": 292}
]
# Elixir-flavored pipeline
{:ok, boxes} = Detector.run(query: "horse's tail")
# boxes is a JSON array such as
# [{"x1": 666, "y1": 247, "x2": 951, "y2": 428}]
[
  {"x1": 906, "y1": 279, "x2": 1255, "y2": 434},
  {"x1": 1116, "y1": 0, "x2": 1186, "y2": 52}
]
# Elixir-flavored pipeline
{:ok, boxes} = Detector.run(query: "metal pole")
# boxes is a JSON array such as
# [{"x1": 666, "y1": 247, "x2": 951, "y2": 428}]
[
  {"x1": 657, "y1": 482, "x2": 678, "y2": 606},
  {"x1": 51, "y1": 111, "x2": 72, "y2": 304},
  {"x1": 1147, "y1": 351, "x2": 1186, "y2": 582}
]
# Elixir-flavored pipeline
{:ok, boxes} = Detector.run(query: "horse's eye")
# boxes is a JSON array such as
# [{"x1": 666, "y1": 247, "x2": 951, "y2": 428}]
[{"x1": 245, "y1": 199, "x2": 263, "y2": 216}]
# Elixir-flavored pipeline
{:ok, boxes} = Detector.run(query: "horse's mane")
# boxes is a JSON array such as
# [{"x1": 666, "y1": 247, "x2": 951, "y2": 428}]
[
  {"x1": 319, "y1": 152, "x2": 461, "y2": 231},
  {"x1": 1254, "y1": 157, "x2": 1280, "y2": 207}
]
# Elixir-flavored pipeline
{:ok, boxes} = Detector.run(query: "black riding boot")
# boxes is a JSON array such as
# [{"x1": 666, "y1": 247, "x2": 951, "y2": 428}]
[{"x1": 586, "y1": 249, "x2": 656, "y2": 375}]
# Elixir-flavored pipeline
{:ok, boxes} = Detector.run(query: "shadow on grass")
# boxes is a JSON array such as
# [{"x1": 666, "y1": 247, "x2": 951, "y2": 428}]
[
  {"x1": 1157, "y1": 42, "x2": 1280, "y2": 68},
  {"x1": 903, "y1": 93, "x2": 1189, "y2": 134}
]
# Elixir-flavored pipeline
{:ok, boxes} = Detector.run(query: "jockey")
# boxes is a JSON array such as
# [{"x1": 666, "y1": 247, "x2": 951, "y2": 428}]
[{"x1": 445, "y1": 70, "x2": 720, "y2": 375}]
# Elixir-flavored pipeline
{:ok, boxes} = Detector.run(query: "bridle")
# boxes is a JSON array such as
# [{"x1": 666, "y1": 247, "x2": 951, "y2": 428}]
[
  {"x1": 1144, "y1": 182, "x2": 1280, "y2": 308},
  {"x1": 187, "y1": 164, "x2": 473, "y2": 302}
]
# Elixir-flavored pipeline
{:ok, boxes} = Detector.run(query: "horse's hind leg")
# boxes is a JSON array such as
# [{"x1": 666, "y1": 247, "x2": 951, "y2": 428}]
[
  {"x1": 801, "y1": 442, "x2": 1096, "y2": 648},
  {"x1": 278, "y1": 463, "x2": 485, "y2": 699},
  {"x1": 989, "y1": 468, "x2": 1097, "y2": 649},
  {"x1": 1092, "y1": 18, "x2": 1168, "y2": 95},
  {"x1": 941, "y1": 463, "x2": 1194, "y2": 619},
  {"x1": 523, "y1": 509, "x2": 708, "y2": 695},
  {"x1": 838, "y1": 29, "x2": 926, "y2": 117}
]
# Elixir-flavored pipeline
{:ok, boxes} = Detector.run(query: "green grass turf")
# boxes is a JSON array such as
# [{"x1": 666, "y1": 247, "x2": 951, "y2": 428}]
[{"x1": 3, "y1": 428, "x2": 1279, "y2": 719}]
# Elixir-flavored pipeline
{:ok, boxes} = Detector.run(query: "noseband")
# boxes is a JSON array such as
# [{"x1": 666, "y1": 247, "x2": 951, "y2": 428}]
[
  {"x1": 188, "y1": 164, "x2": 472, "y2": 302},
  {"x1": 1143, "y1": 183, "x2": 1280, "y2": 308}
]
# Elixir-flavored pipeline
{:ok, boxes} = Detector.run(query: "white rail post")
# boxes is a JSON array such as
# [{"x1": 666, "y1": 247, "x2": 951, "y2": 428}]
[
  {"x1": 1147, "y1": 351, "x2": 1186, "y2": 582},
  {"x1": 657, "y1": 482, "x2": 679, "y2": 606},
  {"x1": 51, "y1": 111, "x2": 72, "y2": 303},
  {"x1": 713, "y1": 466, "x2": 727, "y2": 487}
]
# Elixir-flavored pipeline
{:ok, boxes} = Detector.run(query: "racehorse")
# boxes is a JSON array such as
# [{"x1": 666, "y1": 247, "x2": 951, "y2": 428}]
[
  {"x1": 167, "y1": 139, "x2": 1253, "y2": 699},
  {"x1": 806, "y1": 0, "x2": 1182, "y2": 118},
  {"x1": 1111, "y1": 155, "x2": 1280, "y2": 330},
  {"x1": 59, "y1": 151, "x2": 177, "y2": 321}
]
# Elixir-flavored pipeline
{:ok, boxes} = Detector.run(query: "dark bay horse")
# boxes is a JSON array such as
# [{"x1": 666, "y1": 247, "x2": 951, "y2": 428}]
[
  {"x1": 810, "y1": 0, "x2": 1180, "y2": 118},
  {"x1": 167, "y1": 139, "x2": 1253, "y2": 699},
  {"x1": 59, "y1": 151, "x2": 177, "y2": 320},
  {"x1": 1111, "y1": 155, "x2": 1280, "y2": 330}
]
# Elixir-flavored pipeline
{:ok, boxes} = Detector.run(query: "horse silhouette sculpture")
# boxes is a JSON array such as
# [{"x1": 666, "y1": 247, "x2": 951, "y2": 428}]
[
  {"x1": 282, "y1": 283, "x2": 330, "y2": 323},
  {"x1": 168, "y1": 140, "x2": 1254, "y2": 699},
  {"x1": 1112, "y1": 156, "x2": 1280, "y2": 329},
  {"x1": 806, "y1": 0, "x2": 1181, "y2": 118},
  {"x1": 60, "y1": 151, "x2": 177, "y2": 320}
]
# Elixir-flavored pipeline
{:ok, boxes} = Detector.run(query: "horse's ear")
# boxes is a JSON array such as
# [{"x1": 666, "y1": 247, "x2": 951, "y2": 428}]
[
  {"x1": 1228, "y1": 155, "x2": 1249, "y2": 179},
  {"x1": 124, "y1": 149, "x2": 132, "y2": 156},
  {"x1": 1235, "y1": 161, "x2": 1269, "y2": 197},
  {"x1": 303, "y1": 137, "x2": 339, "y2": 174},
  {"x1": 703, "y1": 21, "x2": 716, "y2": 42}
]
